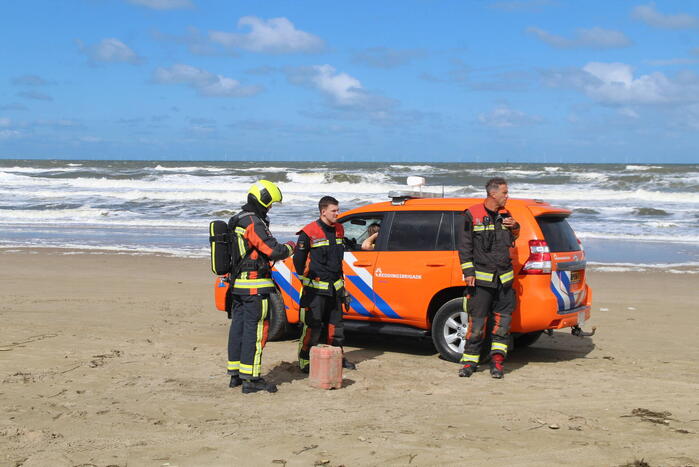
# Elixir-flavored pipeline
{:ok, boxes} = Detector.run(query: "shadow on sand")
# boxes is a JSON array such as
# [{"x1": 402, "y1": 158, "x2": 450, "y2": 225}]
[
  {"x1": 344, "y1": 333, "x2": 435, "y2": 359},
  {"x1": 267, "y1": 330, "x2": 596, "y2": 383},
  {"x1": 506, "y1": 331, "x2": 596, "y2": 374},
  {"x1": 265, "y1": 360, "x2": 358, "y2": 388}
]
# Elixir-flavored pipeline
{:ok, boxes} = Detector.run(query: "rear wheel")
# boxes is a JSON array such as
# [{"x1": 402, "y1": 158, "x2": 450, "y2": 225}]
[{"x1": 266, "y1": 292, "x2": 288, "y2": 341}]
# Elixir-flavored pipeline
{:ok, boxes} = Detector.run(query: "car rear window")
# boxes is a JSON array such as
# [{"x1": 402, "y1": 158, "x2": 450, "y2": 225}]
[
  {"x1": 386, "y1": 211, "x2": 453, "y2": 251},
  {"x1": 536, "y1": 216, "x2": 581, "y2": 252}
]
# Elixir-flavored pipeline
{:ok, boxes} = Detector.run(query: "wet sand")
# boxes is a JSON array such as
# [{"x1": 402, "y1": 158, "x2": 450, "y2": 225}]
[{"x1": 1, "y1": 250, "x2": 697, "y2": 467}]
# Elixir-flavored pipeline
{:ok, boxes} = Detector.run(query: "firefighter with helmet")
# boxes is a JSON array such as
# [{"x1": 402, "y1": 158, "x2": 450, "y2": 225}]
[
  {"x1": 457, "y1": 177, "x2": 520, "y2": 379},
  {"x1": 294, "y1": 196, "x2": 356, "y2": 373},
  {"x1": 227, "y1": 180, "x2": 295, "y2": 393}
]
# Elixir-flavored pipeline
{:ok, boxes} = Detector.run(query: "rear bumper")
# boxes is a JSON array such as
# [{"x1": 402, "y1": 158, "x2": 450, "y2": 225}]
[
  {"x1": 548, "y1": 305, "x2": 591, "y2": 329},
  {"x1": 511, "y1": 274, "x2": 592, "y2": 333}
]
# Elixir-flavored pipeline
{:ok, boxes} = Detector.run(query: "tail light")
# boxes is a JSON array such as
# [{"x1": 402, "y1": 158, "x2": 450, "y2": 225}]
[
  {"x1": 577, "y1": 237, "x2": 584, "y2": 251},
  {"x1": 521, "y1": 240, "x2": 551, "y2": 274}
]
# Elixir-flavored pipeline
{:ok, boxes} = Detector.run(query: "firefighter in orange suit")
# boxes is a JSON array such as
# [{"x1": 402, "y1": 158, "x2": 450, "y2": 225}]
[
  {"x1": 457, "y1": 177, "x2": 520, "y2": 379},
  {"x1": 293, "y1": 196, "x2": 356, "y2": 373},
  {"x1": 227, "y1": 180, "x2": 295, "y2": 394}
]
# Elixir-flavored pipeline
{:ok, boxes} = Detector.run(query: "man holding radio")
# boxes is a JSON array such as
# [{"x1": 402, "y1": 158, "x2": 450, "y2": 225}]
[{"x1": 457, "y1": 177, "x2": 520, "y2": 379}]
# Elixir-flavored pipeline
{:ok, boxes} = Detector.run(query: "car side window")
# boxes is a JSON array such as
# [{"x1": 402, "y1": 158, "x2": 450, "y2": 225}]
[
  {"x1": 436, "y1": 211, "x2": 453, "y2": 250},
  {"x1": 341, "y1": 215, "x2": 384, "y2": 251},
  {"x1": 386, "y1": 211, "x2": 453, "y2": 251}
]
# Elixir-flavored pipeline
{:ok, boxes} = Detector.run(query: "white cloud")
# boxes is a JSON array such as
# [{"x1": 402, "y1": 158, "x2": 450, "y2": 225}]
[
  {"x1": 526, "y1": 26, "x2": 632, "y2": 49},
  {"x1": 78, "y1": 38, "x2": 143, "y2": 65},
  {"x1": 631, "y1": 3, "x2": 699, "y2": 30},
  {"x1": 153, "y1": 64, "x2": 263, "y2": 98},
  {"x1": 126, "y1": 0, "x2": 192, "y2": 10},
  {"x1": 285, "y1": 65, "x2": 384, "y2": 108},
  {"x1": 210, "y1": 16, "x2": 324, "y2": 54},
  {"x1": 544, "y1": 62, "x2": 699, "y2": 106},
  {"x1": 583, "y1": 62, "x2": 674, "y2": 104},
  {"x1": 310, "y1": 65, "x2": 363, "y2": 106},
  {"x1": 478, "y1": 105, "x2": 542, "y2": 128},
  {"x1": 0, "y1": 117, "x2": 11, "y2": 127},
  {"x1": 284, "y1": 65, "x2": 414, "y2": 125}
]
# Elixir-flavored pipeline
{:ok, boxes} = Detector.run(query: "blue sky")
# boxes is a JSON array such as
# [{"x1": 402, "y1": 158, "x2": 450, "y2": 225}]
[{"x1": 1, "y1": 0, "x2": 698, "y2": 163}]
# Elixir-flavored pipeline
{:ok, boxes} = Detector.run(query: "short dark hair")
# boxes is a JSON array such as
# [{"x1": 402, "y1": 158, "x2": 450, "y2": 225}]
[
  {"x1": 485, "y1": 177, "x2": 508, "y2": 195},
  {"x1": 318, "y1": 196, "x2": 339, "y2": 212}
]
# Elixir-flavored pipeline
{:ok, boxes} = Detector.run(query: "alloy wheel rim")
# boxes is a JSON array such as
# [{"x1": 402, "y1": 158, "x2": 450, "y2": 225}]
[{"x1": 443, "y1": 310, "x2": 469, "y2": 354}]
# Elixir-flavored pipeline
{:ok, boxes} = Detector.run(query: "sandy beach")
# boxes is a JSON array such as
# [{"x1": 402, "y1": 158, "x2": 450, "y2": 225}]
[{"x1": 1, "y1": 250, "x2": 697, "y2": 467}]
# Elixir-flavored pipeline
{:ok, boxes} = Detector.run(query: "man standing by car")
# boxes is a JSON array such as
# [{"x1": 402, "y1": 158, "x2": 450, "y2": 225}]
[
  {"x1": 294, "y1": 196, "x2": 356, "y2": 373},
  {"x1": 227, "y1": 180, "x2": 295, "y2": 394},
  {"x1": 457, "y1": 177, "x2": 520, "y2": 379}
]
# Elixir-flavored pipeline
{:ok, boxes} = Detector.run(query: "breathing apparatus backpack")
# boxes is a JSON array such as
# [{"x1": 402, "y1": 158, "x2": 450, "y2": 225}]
[
  {"x1": 209, "y1": 219, "x2": 233, "y2": 275},
  {"x1": 209, "y1": 212, "x2": 254, "y2": 276},
  {"x1": 210, "y1": 213, "x2": 253, "y2": 313}
]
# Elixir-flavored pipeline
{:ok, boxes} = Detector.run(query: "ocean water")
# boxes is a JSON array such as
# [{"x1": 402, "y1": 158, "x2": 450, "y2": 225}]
[{"x1": 1, "y1": 159, "x2": 697, "y2": 272}]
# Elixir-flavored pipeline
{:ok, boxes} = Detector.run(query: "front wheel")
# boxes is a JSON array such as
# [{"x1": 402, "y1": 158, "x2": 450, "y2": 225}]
[
  {"x1": 431, "y1": 297, "x2": 493, "y2": 363},
  {"x1": 431, "y1": 298, "x2": 470, "y2": 362}
]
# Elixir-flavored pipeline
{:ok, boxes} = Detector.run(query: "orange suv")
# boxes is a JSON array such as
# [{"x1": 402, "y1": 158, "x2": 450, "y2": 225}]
[{"x1": 218, "y1": 193, "x2": 593, "y2": 362}]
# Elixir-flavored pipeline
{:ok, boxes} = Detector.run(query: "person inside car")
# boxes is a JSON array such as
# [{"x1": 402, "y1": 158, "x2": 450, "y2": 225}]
[{"x1": 361, "y1": 223, "x2": 380, "y2": 251}]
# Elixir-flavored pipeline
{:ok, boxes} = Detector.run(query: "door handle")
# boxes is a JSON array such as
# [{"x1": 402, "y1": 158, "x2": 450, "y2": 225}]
[
  {"x1": 353, "y1": 262, "x2": 372, "y2": 267},
  {"x1": 426, "y1": 263, "x2": 446, "y2": 267}
]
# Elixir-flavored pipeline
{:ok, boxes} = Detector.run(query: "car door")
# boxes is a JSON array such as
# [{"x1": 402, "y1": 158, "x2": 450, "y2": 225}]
[
  {"x1": 372, "y1": 211, "x2": 456, "y2": 328},
  {"x1": 340, "y1": 214, "x2": 384, "y2": 320}
]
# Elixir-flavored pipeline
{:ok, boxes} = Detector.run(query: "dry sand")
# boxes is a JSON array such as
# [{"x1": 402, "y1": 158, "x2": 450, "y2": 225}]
[{"x1": 1, "y1": 250, "x2": 697, "y2": 467}]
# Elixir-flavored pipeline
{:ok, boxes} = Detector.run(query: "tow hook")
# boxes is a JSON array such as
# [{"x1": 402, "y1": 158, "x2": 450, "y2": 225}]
[{"x1": 571, "y1": 325, "x2": 596, "y2": 337}]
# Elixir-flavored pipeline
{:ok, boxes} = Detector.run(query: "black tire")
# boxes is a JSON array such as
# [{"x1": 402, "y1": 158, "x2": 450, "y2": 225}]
[
  {"x1": 266, "y1": 292, "x2": 288, "y2": 341},
  {"x1": 431, "y1": 298, "x2": 470, "y2": 363},
  {"x1": 431, "y1": 297, "x2": 497, "y2": 363},
  {"x1": 514, "y1": 331, "x2": 543, "y2": 349}
]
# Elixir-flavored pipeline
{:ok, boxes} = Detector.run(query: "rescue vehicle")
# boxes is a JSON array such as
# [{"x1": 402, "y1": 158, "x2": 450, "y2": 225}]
[{"x1": 215, "y1": 188, "x2": 593, "y2": 362}]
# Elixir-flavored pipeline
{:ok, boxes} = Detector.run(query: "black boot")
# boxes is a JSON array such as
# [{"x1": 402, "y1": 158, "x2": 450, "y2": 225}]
[
  {"x1": 458, "y1": 362, "x2": 477, "y2": 378},
  {"x1": 489, "y1": 354, "x2": 505, "y2": 379},
  {"x1": 229, "y1": 375, "x2": 242, "y2": 388},
  {"x1": 242, "y1": 378, "x2": 278, "y2": 394},
  {"x1": 342, "y1": 358, "x2": 356, "y2": 370}
]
